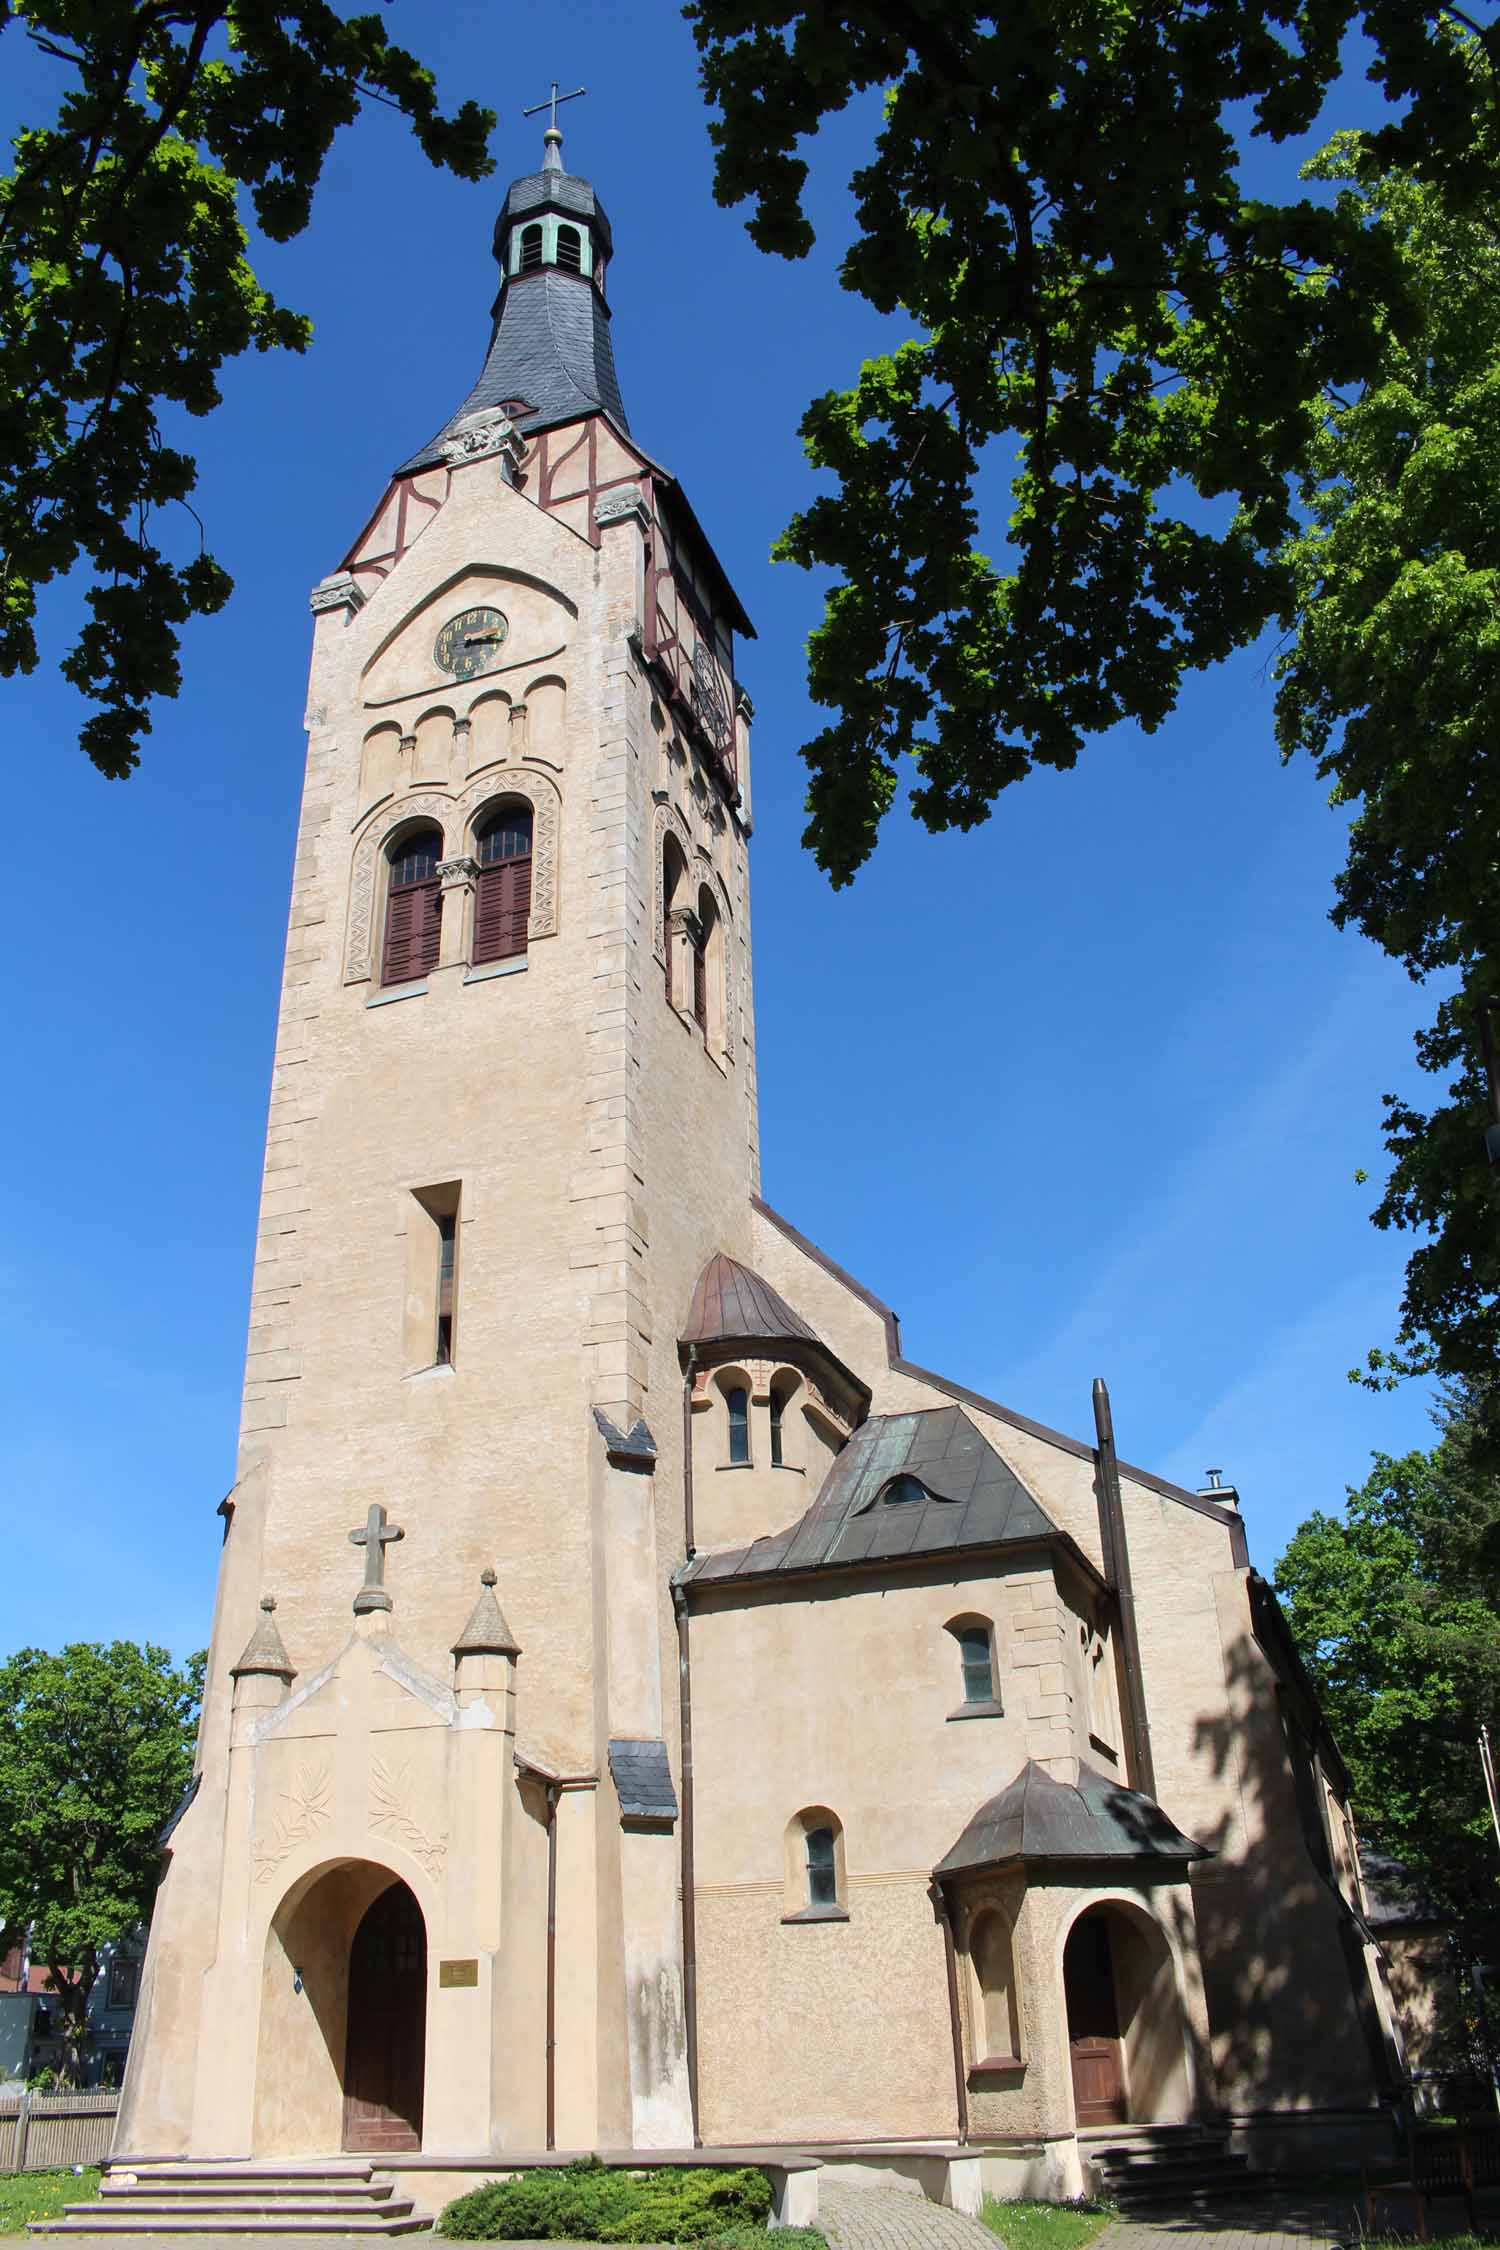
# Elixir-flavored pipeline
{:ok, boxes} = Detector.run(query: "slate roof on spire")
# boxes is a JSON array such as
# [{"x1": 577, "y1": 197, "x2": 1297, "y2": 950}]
[
  {"x1": 397, "y1": 134, "x2": 628, "y2": 474},
  {"x1": 678, "y1": 1404, "x2": 1073, "y2": 1589},
  {"x1": 934, "y1": 1758, "x2": 1211, "y2": 1876},
  {"x1": 682, "y1": 1252, "x2": 821, "y2": 1351}
]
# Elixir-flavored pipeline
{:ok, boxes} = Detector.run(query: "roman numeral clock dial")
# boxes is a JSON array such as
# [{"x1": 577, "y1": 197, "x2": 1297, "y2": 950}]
[{"x1": 434, "y1": 605, "x2": 510, "y2": 682}]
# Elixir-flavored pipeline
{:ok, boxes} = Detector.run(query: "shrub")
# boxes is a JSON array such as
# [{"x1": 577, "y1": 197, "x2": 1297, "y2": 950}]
[{"x1": 438, "y1": 2158, "x2": 776, "y2": 2243}]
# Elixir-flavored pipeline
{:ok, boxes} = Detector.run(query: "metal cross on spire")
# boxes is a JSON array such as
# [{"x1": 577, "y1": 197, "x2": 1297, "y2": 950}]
[
  {"x1": 522, "y1": 81, "x2": 586, "y2": 135},
  {"x1": 349, "y1": 1502, "x2": 404, "y2": 1615}
]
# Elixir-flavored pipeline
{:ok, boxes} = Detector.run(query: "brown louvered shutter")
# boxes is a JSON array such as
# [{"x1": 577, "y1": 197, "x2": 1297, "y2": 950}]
[
  {"x1": 693, "y1": 933, "x2": 708, "y2": 1030},
  {"x1": 381, "y1": 875, "x2": 441, "y2": 985},
  {"x1": 473, "y1": 854, "x2": 532, "y2": 964}
]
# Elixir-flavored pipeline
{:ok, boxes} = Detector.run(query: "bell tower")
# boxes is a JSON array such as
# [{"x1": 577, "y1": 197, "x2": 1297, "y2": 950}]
[{"x1": 118, "y1": 124, "x2": 761, "y2": 2164}]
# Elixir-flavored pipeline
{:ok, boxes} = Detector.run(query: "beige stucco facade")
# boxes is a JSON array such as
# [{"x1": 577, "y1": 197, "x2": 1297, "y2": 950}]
[{"x1": 117, "y1": 139, "x2": 1405, "y2": 2195}]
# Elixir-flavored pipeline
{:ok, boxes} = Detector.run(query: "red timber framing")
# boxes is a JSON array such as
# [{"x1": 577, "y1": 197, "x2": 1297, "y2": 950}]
[{"x1": 342, "y1": 414, "x2": 754, "y2": 814}]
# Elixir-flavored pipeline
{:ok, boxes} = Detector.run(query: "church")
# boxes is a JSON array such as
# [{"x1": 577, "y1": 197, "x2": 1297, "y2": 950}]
[{"x1": 113, "y1": 122, "x2": 1407, "y2": 2214}]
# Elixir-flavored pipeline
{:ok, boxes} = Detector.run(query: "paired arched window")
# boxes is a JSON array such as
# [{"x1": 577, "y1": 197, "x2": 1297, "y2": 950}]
[
  {"x1": 555, "y1": 224, "x2": 582, "y2": 272},
  {"x1": 473, "y1": 804, "x2": 533, "y2": 965},
  {"x1": 784, "y1": 1806, "x2": 847, "y2": 1920},
  {"x1": 769, "y1": 1382, "x2": 787, "y2": 1467},
  {"x1": 519, "y1": 222, "x2": 544, "y2": 271},
  {"x1": 695, "y1": 884, "x2": 720, "y2": 1038},
  {"x1": 382, "y1": 825, "x2": 443, "y2": 986},
  {"x1": 662, "y1": 835, "x2": 689, "y2": 1006},
  {"x1": 947, "y1": 1616, "x2": 1000, "y2": 1714}
]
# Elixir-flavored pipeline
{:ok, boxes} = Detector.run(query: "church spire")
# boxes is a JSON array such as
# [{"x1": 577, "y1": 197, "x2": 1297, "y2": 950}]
[{"x1": 397, "y1": 120, "x2": 629, "y2": 474}]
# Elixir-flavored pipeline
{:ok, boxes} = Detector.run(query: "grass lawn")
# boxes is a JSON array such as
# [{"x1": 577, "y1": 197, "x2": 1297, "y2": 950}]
[
  {"x1": 980, "y1": 2198, "x2": 1114, "y2": 2250},
  {"x1": 0, "y1": 2168, "x2": 100, "y2": 2233}
]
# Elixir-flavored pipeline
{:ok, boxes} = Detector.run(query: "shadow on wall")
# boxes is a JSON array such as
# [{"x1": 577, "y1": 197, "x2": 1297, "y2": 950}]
[{"x1": 1186, "y1": 1622, "x2": 1396, "y2": 2113}]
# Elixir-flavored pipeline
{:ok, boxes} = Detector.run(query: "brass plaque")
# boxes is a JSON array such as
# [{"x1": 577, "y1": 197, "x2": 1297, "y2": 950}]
[{"x1": 439, "y1": 1958, "x2": 479, "y2": 1989}]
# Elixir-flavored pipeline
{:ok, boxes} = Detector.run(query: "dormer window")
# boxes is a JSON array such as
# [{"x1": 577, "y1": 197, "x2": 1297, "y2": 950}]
[
  {"x1": 882, "y1": 1475, "x2": 925, "y2": 1505},
  {"x1": 520, "y1": 223, "x2": 543, "y2": 272},
  {"x1": 556, "y1": 224, "x2": 582, "y2": 272}
]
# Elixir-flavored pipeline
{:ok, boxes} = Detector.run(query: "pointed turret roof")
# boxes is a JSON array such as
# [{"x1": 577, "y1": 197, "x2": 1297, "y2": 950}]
[
  {"x1": 230, "y1": 1596, "x2": 295, "y2": 1683},
  {"x1": 398, "y1": 126, "x2": 629, "y2": 474},
  {"x1": 452, "y1": 1568, "x2": 521, "y2": 1659}
]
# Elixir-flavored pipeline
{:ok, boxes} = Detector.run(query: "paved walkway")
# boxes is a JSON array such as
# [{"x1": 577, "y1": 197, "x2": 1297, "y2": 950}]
[
  {"x1": 818, "y1": 2180, "x2": 1003, "y2": 2250},
  {"x1": 1097, "y1": 2185, "x2": 1369, "y2": 2250}
]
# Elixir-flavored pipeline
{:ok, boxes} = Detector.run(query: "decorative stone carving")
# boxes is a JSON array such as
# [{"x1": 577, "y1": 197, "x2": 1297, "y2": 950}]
[
  {"x1": 453, "y1": 716, "x2": 472, "y2": 740},
  {"x1": 440, "y1": 410, "x2": 527, "y2": 480},
  {"x1": 253, "y1": 1761, "x2": 332, "y2": 1883},
  {"x1": 344, "y1": 792, "x2": 454, "y2": 982},
  {"x1": 309, "y1": 572, "x2": 365, "y2": 616},
  {"x1": 398, "y1": 732, "x2": 416, "y2": 755},
  {"x1": 369, "y1": 1758, "x2": 447, "y2": 1878},
  {"x1": 651, "y1": 800, "x2": 694, "y2": 969},
  {"x1": 594, "y1": 484, "x2": 651, "y2": 531},
  {"x1": 438, "y1": 855, "x2": 478, "y2": 889}
]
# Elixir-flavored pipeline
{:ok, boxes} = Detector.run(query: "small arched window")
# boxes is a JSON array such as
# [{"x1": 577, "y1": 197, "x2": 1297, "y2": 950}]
[
  {"x1": 382, "y1": 825, "x2": 443, "y2": 986},
  {"x1": 473, "y1": 804, "x2": 533, "y2": 965},
  {"x1": 769, "y1": 1386, "x2": 785, "y2": 1467},
  {"x1": 958, "y1": 1624, "x2": 995, "y2": 1705},
  {"x1": 726, "y1": 1384, "x2": 750, "y2": 1466},
  {"x1": 519, "y1": 223, "x2": 543, "y2": 272},
  {"x1": 555, "y1": 224, "x2": 582, "y2": 272},
  {"x1": 805, "y1": 1826, "x2": 837, "y2": 1907},
  {"x1": 784, "y1": 1806, "x2": 847, "y2": 1920}
]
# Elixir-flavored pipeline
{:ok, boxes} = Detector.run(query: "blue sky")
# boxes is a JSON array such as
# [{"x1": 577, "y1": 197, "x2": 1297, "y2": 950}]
[{"x1": 0, "y1": 6, "x2": 1441, "y2": 1661}]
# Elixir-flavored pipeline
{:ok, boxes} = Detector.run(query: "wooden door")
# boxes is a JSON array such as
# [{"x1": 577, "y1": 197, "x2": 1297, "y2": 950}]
[
  {"x1": 1064, "y1": 1912, "x2": 1127, "y2": 2126},
  {"x1": 343, "y1": 1882, "x2": 426, "y2": 2152}
]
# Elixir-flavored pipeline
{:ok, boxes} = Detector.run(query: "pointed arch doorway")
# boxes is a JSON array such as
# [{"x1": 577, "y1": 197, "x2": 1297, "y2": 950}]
[{"x1": 343, "y1": 1879, "x2": 427, "y2": 2152}]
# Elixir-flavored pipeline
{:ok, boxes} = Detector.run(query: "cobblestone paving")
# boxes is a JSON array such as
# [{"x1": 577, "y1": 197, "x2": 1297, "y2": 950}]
[{"x1": 817, "y1": 2179, "x2": 1003, "y2": 2250}]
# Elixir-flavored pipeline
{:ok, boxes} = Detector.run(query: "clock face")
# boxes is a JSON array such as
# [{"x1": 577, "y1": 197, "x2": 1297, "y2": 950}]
[
  {"x1": 692, "y1": 641, "x2": 731, "y2": 752},
  {"x1": 434, "y1": 605, "x2": 509, "y2": 681}
]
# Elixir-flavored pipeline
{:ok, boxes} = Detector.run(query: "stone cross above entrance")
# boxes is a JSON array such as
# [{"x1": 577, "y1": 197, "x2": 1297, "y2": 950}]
[{"x1": 349, "y1": 1503, "x2": 404, "y2": 1614}]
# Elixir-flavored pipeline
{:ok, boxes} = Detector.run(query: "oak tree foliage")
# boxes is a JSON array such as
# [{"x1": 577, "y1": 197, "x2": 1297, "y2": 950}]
[
  {"x1": 1277, "y1": 1386, "x2": 1500, "y2": 2054},
  {"x1": 0, "y1": 1640, "x2": 204, "y2": 2074},
  {"x1": 688, "y1": 1, "x2": 1500, "y2": 1409},
  {"x1": 0, "y1": 1, "x2": 494, "y2": 777}
]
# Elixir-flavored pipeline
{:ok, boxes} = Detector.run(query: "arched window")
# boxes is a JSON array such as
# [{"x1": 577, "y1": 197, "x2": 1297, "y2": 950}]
[
  {"x1": 805, "y1": 1825, "x2": 837, "y2": 1906},
  {"x1": 382, "y1": 825, "x2": 443, "y2": 986},
  {"x1": 726, "y1": 1384, "x2": 750, "y2": 1465},
  {"x1": 695, "y1": 886, "x2": 720, "y2": 1038},
  {"x1": 958, "y1": 1624, "x2": 995, "y2": 1704},
  {"x1": 519, "y1": 223, "x2": 543, "y2": 272},
  {"x1": 947, "y1": 1617, "x2": 1000, "y2": 1713},
  {"x1": 970, "y1": 1909, "x2": 1021, "y2": 2064},
  {"x1": 473, "y1": 804, "x2": 533, "y2": 965},
  {"x1": 769, "y1": 1384, "x2": 786, "y2": 1467},
  {"x1": 555, "y1": 224, "x2": 582, "y2": 272},
  {"x1": 784, "y1": 1806, "x2": 847, "y2": 1920},
  {"x1": 662, "y1": 834, "x2": 688, "y2": 1004}
]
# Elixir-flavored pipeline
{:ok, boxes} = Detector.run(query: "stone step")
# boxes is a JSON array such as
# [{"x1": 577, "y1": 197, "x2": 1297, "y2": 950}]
[
  {"x1": 34, "y1": 2217, "x2": 429, "y2": 2236},
  {"x1": 99, "y1": 2178, "x2": 398, "y2": 2196},
  {"x1": 1106, "y1": 2174, "x2": 1276, "y2": 2211},
  {"x1": 106, "y1": 2166, "x2": 378, "y2": 2184},
  {"x1": 88, "y1": 2199, "x2": 416, "y2": 2221},
  {"x1": 1095, "y1": 2150, "x2": 1247, "y2": 2178}
]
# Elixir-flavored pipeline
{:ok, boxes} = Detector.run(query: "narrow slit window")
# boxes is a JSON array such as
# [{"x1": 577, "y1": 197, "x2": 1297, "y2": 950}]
[
  {"x1": 958, "y1": 1624, "x2": 995, "y2": 1705},
  {"x1": 726, "y1": 1385, "x2": 749, "y2": 1465},
  {"x1": 436, "y1": 1212, "x2": 456, "y2": 1365},
  {"x1": 806, "y1": 1826, "x2": 837, "y2": 1907},
  {"x1": 769, "y1": 1389, "x2": 785, "y2": 1467}
]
